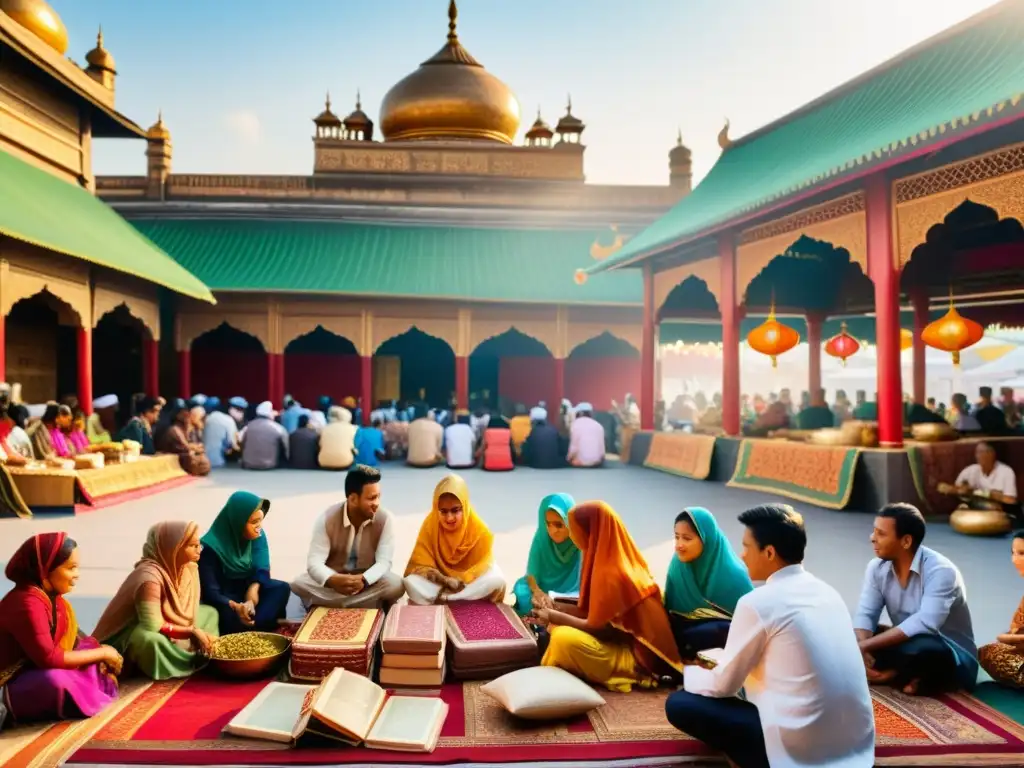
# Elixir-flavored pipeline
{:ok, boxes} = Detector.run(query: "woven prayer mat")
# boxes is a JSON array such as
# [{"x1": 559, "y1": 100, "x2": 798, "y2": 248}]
[
  {"x1": 643, "y1": 433, "x2": 716, "y2": 480},
  {"x1": 728, "y1": 438, "x2": 861, "y2": 509},
  {"x1": 5, "y1": 676, "x2": 1024, "y2": 766}
]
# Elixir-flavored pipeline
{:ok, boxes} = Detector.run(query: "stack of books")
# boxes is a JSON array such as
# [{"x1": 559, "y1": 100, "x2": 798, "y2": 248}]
[{"x1": 378, "y1": 605, "x2": 447, "y2": 693}]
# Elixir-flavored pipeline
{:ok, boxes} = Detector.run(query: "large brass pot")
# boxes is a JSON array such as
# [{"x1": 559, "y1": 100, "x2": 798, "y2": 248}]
[
  {"x1": 950, "y1": 508, "x2": 1011, "y2": 537},
  {"x1": 208, "y1": 632, "x2": 291, "y2": 680},
  {"x1": 808, "y1": 428, "x2": 856, "y2": 447},
  {"x1": 912, "y1": 423, "x2": 958, "y2": 442}
]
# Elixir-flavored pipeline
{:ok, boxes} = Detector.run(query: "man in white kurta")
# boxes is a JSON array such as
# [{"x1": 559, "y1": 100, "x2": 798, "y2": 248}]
[{"x1": 665, "y1": 503, "x2": 874, "y2": 768}]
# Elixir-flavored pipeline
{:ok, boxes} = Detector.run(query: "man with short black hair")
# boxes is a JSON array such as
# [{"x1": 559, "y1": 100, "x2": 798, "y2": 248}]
[
  {"x1": 854, "y1": 502, "x2": 977, "y2": 695},
  {"x1": 290, "y1": 464, "x2": 404, "y2": 610},
  {"x1": 665, "y1": 503, "x2": 874, "y2": 768}
]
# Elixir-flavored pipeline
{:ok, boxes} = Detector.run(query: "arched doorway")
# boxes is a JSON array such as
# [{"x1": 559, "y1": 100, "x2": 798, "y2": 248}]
[
  {"x1": 470, "y1": 328, "x2": 551, "y2": 412},
  {"x1": 284, "y1": 326, "x2": 359, "y2": 407},
  {"x1": 375, "y1": 328, "x2": 455, "y2": 409},
  {"x1": 6, "y1": 290, "x2": 80, "y2": 403},
  {"x1": 93, "y1": 305, "x2": 147, "y2": 414},
  {"x1": 192, "y1": 323, "x2": 267, "y2": 404},
  {"x1": 566, "y1": 332, "x2": 639, "y2": 411}
]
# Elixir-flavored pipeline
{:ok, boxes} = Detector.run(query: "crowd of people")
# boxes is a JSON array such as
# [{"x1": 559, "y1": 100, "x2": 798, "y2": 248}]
[{"x1": 2, "y1": 466, "x2": 1023, "y2": 767}]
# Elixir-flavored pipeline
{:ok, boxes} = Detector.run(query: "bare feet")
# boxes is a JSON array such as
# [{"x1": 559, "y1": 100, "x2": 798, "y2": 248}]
[
  {"x1": 866, "y1": 668, "x2": 898, "y2": 684},
  {"x1": 902, "y1": 678, "x2": 921, "y2": 696}
]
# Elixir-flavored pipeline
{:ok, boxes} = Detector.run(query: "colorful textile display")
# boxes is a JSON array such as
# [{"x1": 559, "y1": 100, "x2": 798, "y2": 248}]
[
  {"x1": 288, "y1": 607, "x2": 383, "y2": 681},
  {"x1": 445, "y1": 601, "x2": 537, "y2": 680}
]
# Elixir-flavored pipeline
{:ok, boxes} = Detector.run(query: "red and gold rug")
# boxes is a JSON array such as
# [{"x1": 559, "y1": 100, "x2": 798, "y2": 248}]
[{"x1": 3, "y1": 677, "x2": 1024, "y2": 766}]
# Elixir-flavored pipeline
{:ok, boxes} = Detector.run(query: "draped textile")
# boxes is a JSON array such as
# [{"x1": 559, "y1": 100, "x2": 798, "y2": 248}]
[
  {"x1": 200, "y1": 492, "x2": 271, "y2": 580},
  {"x1": 569, "y1": 502, "x2": 682, "y2": 673},
  {"x1": 405, "y1": 474, "x2": 494, "y2": 583}
]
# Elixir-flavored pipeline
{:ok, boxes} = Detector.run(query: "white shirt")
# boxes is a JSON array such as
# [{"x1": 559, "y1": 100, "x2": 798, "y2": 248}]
[
  {"x1": 305, "y1": 503, "x2": 395, "y2": 587},
  {"x1": 444, "y1": 423, "x2": 476, "y2": 467},
  {"x1": 956, "y1": 461, "x2": 1017, "y2": 499},
  {"x1": 568, "y1": 416, "x2": 605, "y2": 465},
  {"x1": 684, "y1": 565, "x2": 875, "y2": 768}
]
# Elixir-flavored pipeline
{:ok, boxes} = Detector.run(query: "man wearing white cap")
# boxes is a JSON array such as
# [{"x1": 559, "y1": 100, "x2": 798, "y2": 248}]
[
  {"x1": 568, "y1": 402, "x2": 606, "y2": 468},
  {"x1": 240, "y1": 401, "x2": 289, "y2": 470},
  {"x1": 522, "y1": 406, "x2": 566, "y2": 469},
  {"x1": 88, "y1": 394, "x2": 118, "y2": 444}
]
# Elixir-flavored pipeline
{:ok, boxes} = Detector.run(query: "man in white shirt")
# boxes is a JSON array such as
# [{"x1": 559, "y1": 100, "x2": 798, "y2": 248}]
[
  {"x1": 568, "y1": 403, "x2": 606, "y2": 467},
  {"x1": 289, "y1": 465, "x2": 404, "y2": 610},
  {"x1": 407, "y1": 411, "x2": 444, "y2": 467},
  {"x1": 666, "y1": 504, "x2": 874, "y2": 768},
  {"x1": 444, "y1": 411, "x2": 477, "y2": 469},
  {"x1": 939, "y1": 441, "x2": 1018, "y2": 510}
]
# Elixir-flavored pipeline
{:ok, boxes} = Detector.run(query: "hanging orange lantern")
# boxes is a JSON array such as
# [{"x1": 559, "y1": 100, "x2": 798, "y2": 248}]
[
  {"x1": 825, "y1": 321, "x2": 861, "y2": 366},
  {"x1": 921, "y1": 301, "x2": 983, "y2": 365},
  {"x1": 746, "y1": 304, "x2": 800, "y2": 368},
  {"x1": 900, "y1": 328, "x2": 914, "y2": 351}
]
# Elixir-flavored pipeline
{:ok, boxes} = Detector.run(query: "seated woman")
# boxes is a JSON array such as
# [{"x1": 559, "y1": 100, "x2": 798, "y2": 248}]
[
  {"x1": 67, "y1": 410, "x2": 90, "y2": 455},
  {"x1": 87, "y1": 395, "x2": 119, "y2": 444},
  {"x1": 0, "y1": 533, "x2": 121, "y2": 727},
  {"x1": 27, "y1": 402, "x2": 68, "y2": 459},
  {"x1": 530, "y1": 502, "x2": 683, "y2": 692},
  {"x1": 159, "y1": 404, "x2": 212, "y2": 477},
  {"x1": 199, "y1": 492, "x2": 291, "y2": 634},
  {"x1": 92, "y1": 521, "x2": 219, "y2": 681},
  {"x1": 404, "y1": 474, "x2": 506, "y2": 605},
  {"x1": 477, "y1": 412, "x2": 514, "y2": 471},
  {"x1": 979, "y1": 531, "x2": 1024, "y2": 687},
  {"x1": 665, "y1": 507, "x2": 752, "y2": 659},
  {"x1": 511, "y1": 493, "x2": 580, "y2": 616}
]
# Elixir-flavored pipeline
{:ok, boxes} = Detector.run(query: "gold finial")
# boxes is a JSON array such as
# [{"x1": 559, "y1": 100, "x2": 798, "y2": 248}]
[
  {"x1": 356, "y1": 89, "x2": 362, "y2": 110},
  {"x1": 325, "y1": 90, "x2": 331, "y2": 110},
  {"x1": 537, "y1": 105, "x2": 542, "y2": 120},
  {"x1": 447, "y1": 0, "x2": 458, "y2": 43},
  {"x1": 157, "y1": 108, "x2": 163, "y2": 123},
  {"x1": 676, "y1": 127, "x2": 683, "y2": 146},
  {"x1": 96, "y1": 26, "x2": 104, "y2": 47},
  {"x1": 718, "y1": 118, "x2": 733, "y2": 150},
  {"x1": 566, "y1": 94, "x2": 573, "y2": 114}
]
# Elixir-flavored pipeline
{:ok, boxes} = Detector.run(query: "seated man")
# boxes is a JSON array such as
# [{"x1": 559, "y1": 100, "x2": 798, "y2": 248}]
[
  {"x1": 567, "y1": 403, "x2": 605, "y2": 467},
  {"x1": 666, "y1": 504, "x2": 874, "y2": 768},
  {"x1": 354, "y1": 417, "x2": 386, "y2": 468},
  {"x1": 443, "y1": 411, "x2": 477, "y2": 469},
  {"x1": 939, "y1": 441, "x2": 1018, "y2": 513},
  {"x1": 947, "y1": 393, "x2": 981, "y2": 432},
  {"x1": 240, "y1": 401, "x2": 289, "y2": 470},
  {"x1": 522, "y1": 406, "x2": 566, "y2": 469},
  {"x1": 854, "y1": 503, "x2": 977, "y2": 695},
  {"x1": 796, "y1": 388, "x2": 835, "y2": 430},
  {"x1": 115, "y1": 396, "x2": 161, "y2": 455},
  {"x1": 290, "y1": 465, "x2": 404, "y2": 610},
  {"x1": 407, "y1": 411, "x2": 443, "y2": 468}
]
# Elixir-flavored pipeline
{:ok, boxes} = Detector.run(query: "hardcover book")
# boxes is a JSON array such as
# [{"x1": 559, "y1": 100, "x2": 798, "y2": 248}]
[{"x1": 381, "y1": 604, "x2": 445, "y2": 654}]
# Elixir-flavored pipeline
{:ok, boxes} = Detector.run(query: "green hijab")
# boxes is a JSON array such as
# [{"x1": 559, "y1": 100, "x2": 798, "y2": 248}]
[
  {"x1": 526, "y1": 493, "x2": 580, "y2": 594},
  {"x1": 665, "y1": 507, "x2": 752, "y2": 617},
  {"x1": 201, "y1": 491, "x2": 271, "y2": 580}
]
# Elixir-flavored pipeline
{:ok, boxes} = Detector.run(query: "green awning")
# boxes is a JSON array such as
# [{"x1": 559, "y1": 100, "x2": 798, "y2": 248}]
[
  {"x1": 129, "y1": 218, "x2": 641, "y2": 305},
  {"x1": 591, "y1": 1, "x2": 1024, "y2": 274},
  {"x1": 0, "y1": 149, "x2": 214, "y2": 302}
]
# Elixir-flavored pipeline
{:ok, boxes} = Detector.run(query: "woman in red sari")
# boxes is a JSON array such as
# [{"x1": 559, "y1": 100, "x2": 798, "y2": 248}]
[{"x1": 0, "y1": 533, "x2": 121, "y2": 727}]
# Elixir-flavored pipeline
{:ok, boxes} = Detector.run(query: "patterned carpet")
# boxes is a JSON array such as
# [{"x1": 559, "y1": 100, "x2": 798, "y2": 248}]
[{"x1": 4, "y1": 675, "x2": 1024, "y2": 767}]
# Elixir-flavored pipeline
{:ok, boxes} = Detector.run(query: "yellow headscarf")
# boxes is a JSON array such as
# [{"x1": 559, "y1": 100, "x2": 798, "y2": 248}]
[{"x1": 405, "y1": 474, "x2": 494, "y2": 583}]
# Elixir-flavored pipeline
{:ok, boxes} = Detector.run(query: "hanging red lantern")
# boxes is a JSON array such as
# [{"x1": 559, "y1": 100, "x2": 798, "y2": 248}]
[
  {"x1": 825, "y1": 321, "x2": 861, "y2": 366},
  {"x1": 746, "y1": 304, "x2": 800, "y2": 368},
  {"x1": 900, "y1": 328, "x2": 914, "y2": 351},
  {"x1": 921, "y1": 301, "x2": 983, "y2": 365}
]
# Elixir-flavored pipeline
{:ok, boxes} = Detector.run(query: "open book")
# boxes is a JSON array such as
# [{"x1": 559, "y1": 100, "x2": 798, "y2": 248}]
[{"x1": 223, "y1": 668, "x2": 448, "y2": 753}]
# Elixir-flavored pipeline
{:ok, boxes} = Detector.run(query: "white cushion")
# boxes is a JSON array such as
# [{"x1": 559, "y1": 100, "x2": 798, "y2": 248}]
[{"x1": 480, "y1": 666, "x2": 606, "y2": 720}]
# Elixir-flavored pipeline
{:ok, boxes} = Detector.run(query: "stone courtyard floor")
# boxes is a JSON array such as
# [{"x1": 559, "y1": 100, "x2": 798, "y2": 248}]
[{"x1": 1, "y1": 461, "x2": 1021, "y2": 703}]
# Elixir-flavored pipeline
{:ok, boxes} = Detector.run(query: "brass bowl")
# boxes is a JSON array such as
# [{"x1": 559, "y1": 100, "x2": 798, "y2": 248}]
[
  {"x1": 912, "y1": 423, "x2": 958, "y2": 442},
  {"x1": 950, "y1": 508, "x2": 1011, "y2": 537},
  {"x1": 808, "y1": 428, "x2": 857, "y2": 447},
  {"x1": 208, "y1": 632, "x2": 291, "y2": 680}
]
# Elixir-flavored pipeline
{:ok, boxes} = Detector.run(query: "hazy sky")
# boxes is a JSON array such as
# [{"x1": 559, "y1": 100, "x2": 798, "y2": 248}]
[{"x1": 55, "y1": 0, "x2": 999, "y2": 186}]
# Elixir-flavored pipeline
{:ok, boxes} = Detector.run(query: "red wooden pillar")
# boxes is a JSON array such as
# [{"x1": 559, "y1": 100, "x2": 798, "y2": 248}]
[
  {"x1": 455, "y1": 356, "x2": 469, "y2": 411},
  {"x1": 553, "y1": 356, "x2": 565, "y2": 414},
  {"x1": 178, "y1": 350, "x2": 191, "y2": 400},
  {"x1": 360, "y1": 356, "x2": 373, "y2": 426},
  {"x1": 77, "y1": 327, "x2": 93, "y2": 415},
  {"x1": 0, "y1": 315, "x2": 6, "y2": 383},
  {"x1": 640, "y1": 263, "x2": 656, "y2": 430},
  {"x1": 719, "y1": 232, "x2": 741, "y2": 436},
  {"x1": 267, "y1": 353, "x2": 285, "y2": 407},
  {"x1": 806, "y1": 313, "x2": 824, "y2": 397},
  {"x1": 911, "y1": 289, "x2": 929, "y2": 404},
  {"x1": 143, "y1": 337, "x2": 159, "y2": 396},
  {"x1": 865, "y1": 173, "x2": 904, "y2": 447}
]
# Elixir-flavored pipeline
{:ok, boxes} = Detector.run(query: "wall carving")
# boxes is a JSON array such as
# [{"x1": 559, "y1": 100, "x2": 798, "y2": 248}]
[
  {"x1": 654, "y1": 257, "x2": 722, "y2": 315},
  {"x1": 372, "y1": 317, "x2": 459, "y2": 354},
  {"x1": 469, "y1": 320, "x2": 557, "y2": 356},
  {"x1": 894, "y1": 143, "x2": 1024, "y2": 268},
  {"x1": 92, "y1": 280, "x2": 159, "y2": 340},
  {"x1": 281, "y1": 315, "x2": 363, "y2": 351},
  {"x1": 178, "y1": 313, "x2": 269, "y2": 351},
  {"x1": 566, "y1": 324, "x2": 641, "y2": 356}
]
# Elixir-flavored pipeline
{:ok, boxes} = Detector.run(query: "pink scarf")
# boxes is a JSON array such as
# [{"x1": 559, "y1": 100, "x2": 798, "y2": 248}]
[
  {"x1": 69, "y1": 430, "x2": 89, "y2": 454},
  {"x1": 49, "y1": 427, "x2": 72, "y2": 457}
]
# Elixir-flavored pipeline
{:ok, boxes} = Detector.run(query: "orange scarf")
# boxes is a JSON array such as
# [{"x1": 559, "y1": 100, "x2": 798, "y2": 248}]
[
  {"x1": 405, "y1": 474, "x2": 494, "y2": 583},
  {"x1": 570, "y1": 501, "x2": 682, "y2": 673}
]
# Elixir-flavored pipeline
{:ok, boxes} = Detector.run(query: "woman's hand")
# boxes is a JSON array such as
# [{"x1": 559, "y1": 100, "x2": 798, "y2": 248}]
[
  {"x1": 245, "y1": 584, "x2": 260, "y2": 607},
  {"x1": 532, "y1": 591, "x2": 554, "y2": 611},
  {"x1": 525, "y1": 608, "x2": 554, "y2": 627},
  {"x1": 191, "y1": 627, "x2": 214, "y2": 655},
  {"x1": 443, "y1": 576, "x2": 465, "y2": 593},
  {"x1": 997, "y1": 633, "x2": 1024, "y2": 645},
  {"x1": 229, "y1": 600, "x2": 256, "y2": 626},
  {"x1": 100, "y1": 645, "x2": 123, "y2": 675}
]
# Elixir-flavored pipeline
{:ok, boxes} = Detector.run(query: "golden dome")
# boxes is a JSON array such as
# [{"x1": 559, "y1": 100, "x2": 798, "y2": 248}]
[
  {"x1": 555, "y1": 96, "x2": 585, "y2": 135},
  {"x1": 147, "y1": 111, "x2": 170, "y2": 141},
  {"x1": 313, "y1": 92, "x2": 341, "y2": 127},
  {"x1": 344, "y1": 90, "x2": 371, "y2": 131},
  {"x1": 670, "y1": 129, "x2": 691, "y2": 161},
  {"x1": 1, "y1": 0, "x2": 68, "y2": 54},
  {"x1": 525, "y1": 108, "x2": 553, "y2": 141},
  {"x1": 379, "y1": 0, "x2": 520, "y2": 144},
  {"x1": 85, "y1": 27, "x2": 115, "y2": 72}
]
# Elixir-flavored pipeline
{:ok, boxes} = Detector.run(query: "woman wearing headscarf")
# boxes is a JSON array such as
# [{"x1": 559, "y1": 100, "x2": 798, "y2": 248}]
[
  {"x1": 511, "y1": 493, "x2": 580, "y2": 616},
  {"x1": 530, "y1": 502, "x2": 682, "y2": 692},
  {"x1": 403, "y1": 474, "x2": 506, "y2": 605},
  {"x1": 665, "y1": 507, "x2": 753, "y2": 659},
  {"x1": 0, "y1": 534, "x2": 120, "y2": 726},
  {"x1": 93, "y1": 522, "x2": 219, "y2": 680},
  {"x1": 159, "y1": 405, "x2": 212, "y2": 476},
  {"x1": 198, "y1": 492, "x2": 290, "y2": 634}
]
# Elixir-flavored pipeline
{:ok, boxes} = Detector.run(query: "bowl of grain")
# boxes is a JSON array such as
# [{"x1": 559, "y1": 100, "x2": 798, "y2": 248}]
[{"x1": 208, "y1": 631, "x2": 291, "y2": 679}]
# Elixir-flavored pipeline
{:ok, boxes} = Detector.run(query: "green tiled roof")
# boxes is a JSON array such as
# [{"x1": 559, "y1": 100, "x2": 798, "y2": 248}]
[
  {"x1": 129, "y1": 218, "x2": 641, "y2": 304},
  {"x1": 0, "y1": 150, "x2": 213, "y2": 302},
  {"x1": 591, "y1": 1, "x2": 1024, "y2": 274}
]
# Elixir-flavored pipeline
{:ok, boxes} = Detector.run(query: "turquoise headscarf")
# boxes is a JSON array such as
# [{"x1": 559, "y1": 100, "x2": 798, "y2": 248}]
[
  {"x1": 512, "y1": 493, "x2": 579, "y2": 614},
  {"x1": 664, "y1": 507, "x2": 752, "y2": 618},
  {"x1": 200, "y1": 491, "x2": 271, "y2": 580}
]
